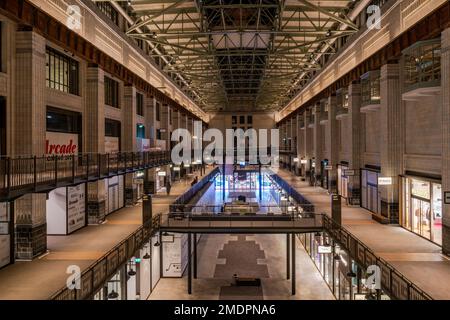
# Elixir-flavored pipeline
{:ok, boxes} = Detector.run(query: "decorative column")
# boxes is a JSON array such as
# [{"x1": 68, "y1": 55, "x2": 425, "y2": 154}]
[
  {"x1": 441, "y1": 28, "x2": 450, "y2": 254},
  {"x1": 86, "y1": 66, "x2": 107, "y2": 224},
  {"x1": 296, "y1": 113, "x2": 303, "y2": 176},
  {"x1": 313, "y1": 103, "x2": 323, "y2": 183},
  {"x1": 147, "y1": 97, "x2": 156, "y2": 147},
  {"x1": 160, "y1": 103, "x2": 171, "y2": 150},
  {"x1": 379, "y1": 63, "x2": 403, "y2": 223},
  {"x1": 124, "y1": 86, "x2": 138, "y2": 206},
  {"x1": 347, "y1": 82, "x2": 362, "y2": 205},
  {"x1": 13, "y1": 30, "x2": 47, "y2": 259},
  {"x1": 304, "y1": 110, "x2": 313, "y2": 183},
  {"x1": 327, "y1": 95, "x2": 339, "y2": 193}
]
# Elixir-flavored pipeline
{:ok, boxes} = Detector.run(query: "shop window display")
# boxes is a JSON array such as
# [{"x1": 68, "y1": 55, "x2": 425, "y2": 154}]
[{"x1": 401, "y1": 177, "x2": 442, "y2": 245}]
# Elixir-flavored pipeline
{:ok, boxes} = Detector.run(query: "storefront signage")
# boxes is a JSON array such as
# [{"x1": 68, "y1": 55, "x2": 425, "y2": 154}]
[
  {"x1": 158, "y1": 171, "x2": 167, "y2": 177},
  {"x1": 324, "y1": 165, "x2": 333, "y2": 171},
  {"x1": 46, "y1": 132, "x2": 79, "y2": 155},
  {"x1": 378, "y1": 177, "x2": 393, "y2": 186},
  {"x1": 67, "y1": 184, "x2": 86, "y2": 234},
  {"x1": 301, "y1": 160, "x2": 308, "y2": 165},
  {"x1": 318, "y1": 246, "x2": 332, "y2": 254},
  {"x1": 293, "y1": 158, "x2": 299, "y2": 163},
  {"x1": 411, "y1": 179, "x2": 430, "y2": 200},
  {"x1": 444, "y1": 192, "x2": 450, "y2": 204},
  {"x1": 344, "y1": 170, "x2": 356, "y2": 176}
]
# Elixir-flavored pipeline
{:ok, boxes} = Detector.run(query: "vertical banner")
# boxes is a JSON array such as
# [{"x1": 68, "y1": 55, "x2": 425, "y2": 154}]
[{"x1": 67, "y1": 184, "x2": 86, "y2": 234}]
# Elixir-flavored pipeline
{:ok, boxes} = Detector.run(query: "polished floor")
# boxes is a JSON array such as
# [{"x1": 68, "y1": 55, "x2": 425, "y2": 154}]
[
  {"x1": 0, "y1": 167, "x2": 215, "y2": 300},
  {"x1": 149, "y1": 233, "x2": 334, "y2": 300},
  {"x1": 276, "y1": 169, "x2": 450, "y2": 300}
]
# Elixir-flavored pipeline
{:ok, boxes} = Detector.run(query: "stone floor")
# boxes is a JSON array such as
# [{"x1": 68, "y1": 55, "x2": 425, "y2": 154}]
[
  {"x1": 277, "y1": 169, "x2": 450, "y2": 300},
  {"x1": 149, "y1": 234, "x2": 335, "y2": 300},
  {"x1": 0, "y1": 167, "x2": 214, "y2": 300}
]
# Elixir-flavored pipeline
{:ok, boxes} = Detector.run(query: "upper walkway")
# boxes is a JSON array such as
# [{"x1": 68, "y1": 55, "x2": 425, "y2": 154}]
[
  {"x1": 0, "y1": 167, "x2": 214, "y2": 300},
  {"x1": 277, "y1": 169, "x2": 450, "y2": 300}
]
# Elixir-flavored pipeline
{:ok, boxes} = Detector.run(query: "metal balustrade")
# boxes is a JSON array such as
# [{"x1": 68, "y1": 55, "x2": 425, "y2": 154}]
[
  {"x1": 158, "y1": 211, "x2": 323, "y2": 232},
  {"x1": 322, "y1": 216, "x2": 433, "y2": 300},
  {"x1": 0, "y1": 151, "x2": 171, "y2": 201}
]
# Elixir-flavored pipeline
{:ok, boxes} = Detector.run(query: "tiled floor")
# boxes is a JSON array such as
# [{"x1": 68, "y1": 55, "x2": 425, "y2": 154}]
[
  {"x1": 0, "y1": 167, "x2": 214, "y2": 300},
  {"x1": 277, "y1": 169, "x2": 450, "y2": 300},
  {"x1": 149, "y1": 234, "x2": 335, "y2": 300}
]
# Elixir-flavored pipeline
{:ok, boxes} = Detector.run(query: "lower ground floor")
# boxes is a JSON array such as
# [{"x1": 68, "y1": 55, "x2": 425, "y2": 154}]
[
  {"x1": 149, "y1": 234, "x2": 334, "y2": 300},
  {"x1": 276, "y1": 169, "x2": 450, "y2": 300}
]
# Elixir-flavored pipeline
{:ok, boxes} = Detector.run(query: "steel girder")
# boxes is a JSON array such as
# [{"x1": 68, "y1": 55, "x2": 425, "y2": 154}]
[{"x1": 93, "y1": 0, "x2": 360, "y2": 112}]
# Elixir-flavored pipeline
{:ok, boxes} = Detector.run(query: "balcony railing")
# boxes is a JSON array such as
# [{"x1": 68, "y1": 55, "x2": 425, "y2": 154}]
[
  {"x1": 403, "y1": 39, "x2": 441, "y2": 93},
  {"x1": 361, "y1": 70, "x2": 381, "y2": 107},
  {"x1": 336, "y1": 88, "x2": 349, "y2": 119},
  {"x1": 0, "y1": 151, "x2": 171, "y2": 201},
  {"x1": 323, "y1": 216, "x2": 433, "y2": 300}
]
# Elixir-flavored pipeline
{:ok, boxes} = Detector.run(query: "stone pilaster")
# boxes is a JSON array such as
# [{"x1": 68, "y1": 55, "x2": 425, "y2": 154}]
[
  {"x1": 441, "y1": 28, "x2": 450, "y2": 254},
  {"x1": 86, "y1": 66, "x2": 106, "y2": 224},
  {"x1": 86, "y1": 66, "x2": 105, "y2": 154},
  {"x1": 327, "y1": 95, "x2": 339, "y2": 193},
  {"x1": 379, "y1": 64, "x2": 403, "y2": 223},
  {"x1": 304, "y1": 109, "x2": 313, "y2": 184},
  {"x1": 160, "y1": 104, "x2": 171, "y2": 150},
  {"x1": 313, "y1": 103, "x2": 323, "y2": 182},
  {"x1": 147, "y1": 97, "x2": 156, "y2": 147},
  {"x1": 347, "y1": 82, "x2": 362, "y2": 205},
  {"x1": 123, "y1": 86, "x2": 137, "y2": 152},
  {"x1": 13, "y1": 31, "x2": 47, "y2": 260},
  {"x1": 125, "y1": 172, "x2": 138, "y2": 206},
  {"x1": 123, "y1": 86, "x2": 138, "y2": 205}
]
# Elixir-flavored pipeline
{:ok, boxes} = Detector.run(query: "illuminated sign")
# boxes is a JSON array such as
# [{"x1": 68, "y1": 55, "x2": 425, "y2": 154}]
[{"x1": 378, "y1": 177, "x2": 393, "y2": 186}]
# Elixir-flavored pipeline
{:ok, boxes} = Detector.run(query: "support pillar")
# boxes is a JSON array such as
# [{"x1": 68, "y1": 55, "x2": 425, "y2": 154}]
[
  {"x1": 188, "y1": 233, "x2": 192, "y2": 294},
  {"x1": 286, "y1": 233, "x2": 290, "y2": 280},
  {"x1": 441, "y1": 28, "x2": 450, "y2": 254},
  {"x1": 313, "y1": 103, "x2": 323, "y2": 184},
  {"x1": 86, "y1": 66, "x2": 106, "y2": 224},
  {"x1": 13, "y1": 30, "x2": 47, "y2": 259},
  {"x1": 327, "y1": 95, "x2": 339, "y2": 194},
  {"x1": 124, "y1": 86, "x2": 138, "y2": 206},
  {"x1": 348, "y1": 82, "x2": 362, "y2": 206},
  {"x1": 291, "y1": 233, "x2": 296, "y2": 296},
  {"x1": 304, "y1": 110, "x2": 313, "y2": 184},
  {"x1": 379, "y1": 64, "x2": 403, "y2": 223},
  {"x1": 193, "y1": 233, "x2": 198, "y2": 279}
]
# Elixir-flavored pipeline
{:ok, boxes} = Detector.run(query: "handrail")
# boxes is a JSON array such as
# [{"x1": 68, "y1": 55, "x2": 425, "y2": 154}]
[
  {"x1": 322, "y1": 215, "x2": 433, "y2": 300},
  {"x1": 49, "y1": 214, "x2": 161, "y2": 300},
  {"x1": 169, "y1": 167, "x2": 220, "y2": 212},
  {"x1": 0, "y1": 151, "x2": 171, "y2": 201}
]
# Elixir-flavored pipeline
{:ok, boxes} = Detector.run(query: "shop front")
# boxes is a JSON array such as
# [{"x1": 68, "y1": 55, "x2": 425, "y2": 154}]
[
  {"x1": 361, "y1": 168, "x2": 381, "y2": 215},
  {"x1": 337, "y1": 164, "x2": 349, "y2": 200},
  {"x1": 92, "y1": 234, "x2": 161, "y2": 300},
  {"x1": 46, "y1": 183, "x2": 86, "y2": 235},
  {"x1": 401, "y1": 176, "x2": 442, "y2": 245},
  {"x1": 299, "y1": 232, "x2": 390, "y2": 300},
  {"x1": 105, "y1": 175, "x2": 125, "y2": 215}
]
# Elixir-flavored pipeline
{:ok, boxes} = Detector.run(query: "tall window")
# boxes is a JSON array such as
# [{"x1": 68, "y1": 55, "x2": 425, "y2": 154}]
[
  {"x1": 46, "y1": 47, "x2": 79, "y2": 95},
  {"x1": 104, "y1": 76, "x2": 120, "y2": 108},
  {"x1": 96, "y1": 2, "x2": 119, "y2": 26},
  {"x1": 136, "y1": 92, "x2": 144, "y2": 116},
  {"x1": 155, "y1": 102, "x2": 161, "y2": 121}
]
